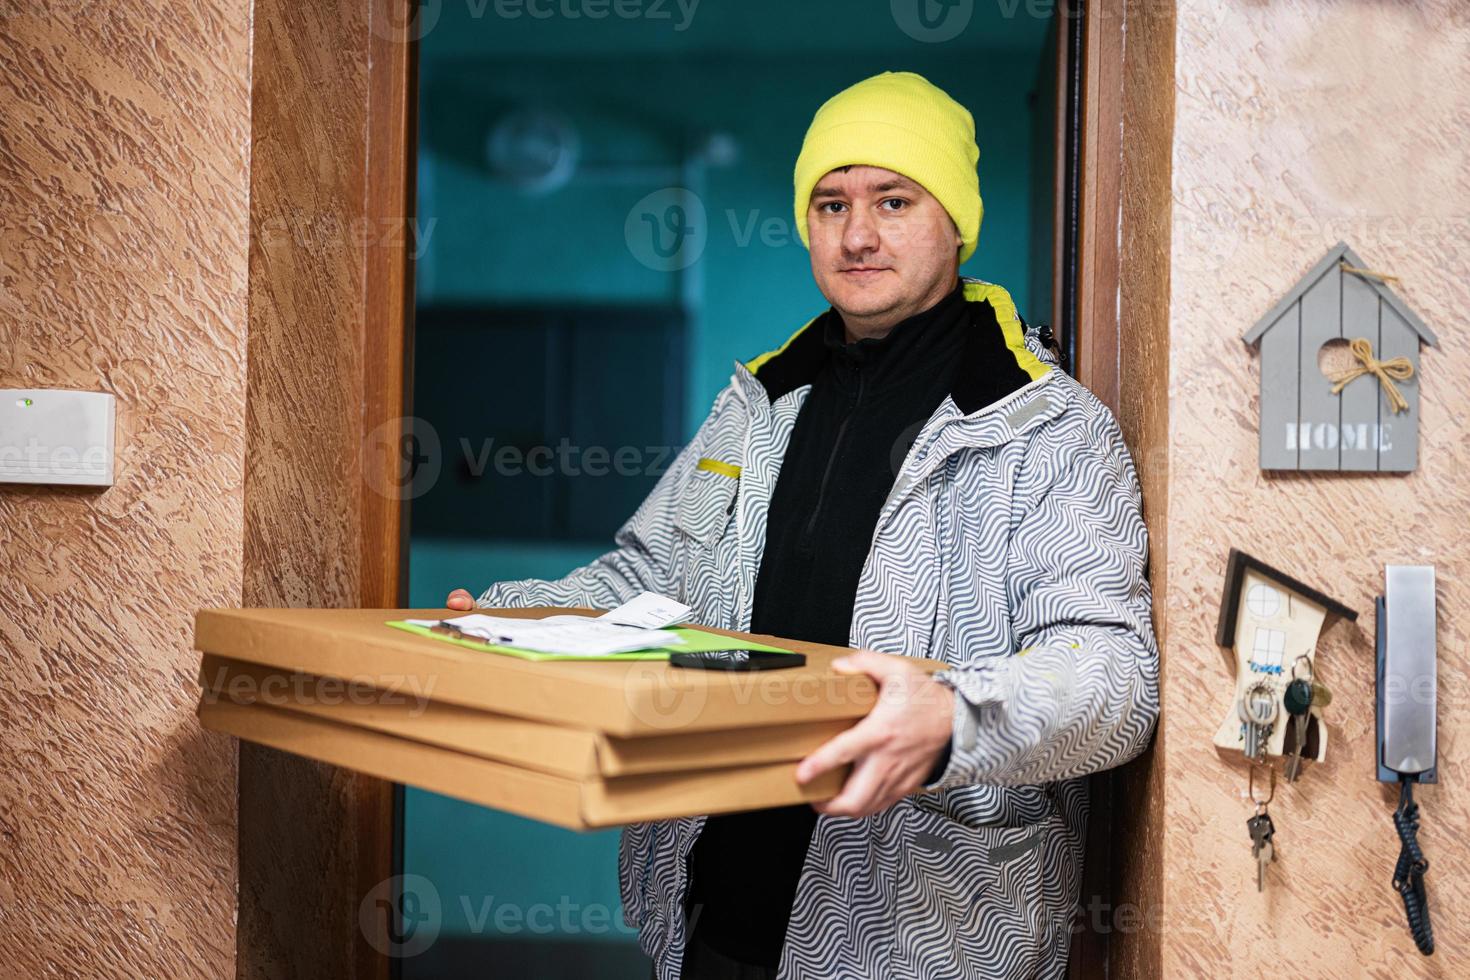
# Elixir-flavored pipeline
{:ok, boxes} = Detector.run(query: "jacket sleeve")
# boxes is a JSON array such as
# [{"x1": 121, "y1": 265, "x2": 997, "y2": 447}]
[
  {"x1": 475, "y1": 393, "x2": 722, "y2": 611},
  {"x1": 927, "y1": 406, "x2": 1160, "y2": 789}
]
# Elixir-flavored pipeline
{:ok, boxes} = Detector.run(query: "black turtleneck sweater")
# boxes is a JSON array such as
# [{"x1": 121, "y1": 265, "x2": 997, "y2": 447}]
[{"x1": 685, "y1": 279, "x2": 968, "y2": 968}]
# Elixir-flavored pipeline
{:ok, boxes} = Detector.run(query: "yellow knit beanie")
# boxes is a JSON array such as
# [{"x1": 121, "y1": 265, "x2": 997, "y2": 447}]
[{"x1": 793, "y1": 71, "x2": 982, "y2": 263}]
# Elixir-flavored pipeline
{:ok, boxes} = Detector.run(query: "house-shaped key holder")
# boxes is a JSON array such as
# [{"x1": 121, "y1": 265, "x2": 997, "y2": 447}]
[{"x1": 1213, "y1": 549, "x2": 1358, "y2": 767}]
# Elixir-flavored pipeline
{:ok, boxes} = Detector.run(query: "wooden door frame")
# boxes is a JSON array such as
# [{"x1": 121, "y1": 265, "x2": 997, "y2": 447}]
[
  {"x1": 1064, "y1": 2, "x2": 1174, "y2": 978},
  {"x1": 1072, "y1": 0, "x2": 1123, "y2": 410},
  {"x1": 358, "y1": 2, "x2": 419, "y2": 974},
  {"x1": 238, "y1": 0, "x2": 416, "y2": 977},
  {"x1": 237, "y1": 0, "x2": 1171, "y2": 975}
]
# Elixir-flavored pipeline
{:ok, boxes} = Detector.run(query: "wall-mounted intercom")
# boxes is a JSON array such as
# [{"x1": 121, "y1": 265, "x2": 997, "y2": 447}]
[
  {"x1": 1376, "y1": 564, "x2": 1437, "y2": 956},
  {"x1": 1212, "y1": 548, "x2": 1356, "y2": 772},
  {"x1": 0, "y1": 389, "x2": 115, "y2": 487}
]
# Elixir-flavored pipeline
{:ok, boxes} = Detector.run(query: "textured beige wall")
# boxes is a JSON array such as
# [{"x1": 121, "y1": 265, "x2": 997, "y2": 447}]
[
  {"x1": 1165, "y1": 0, "x2": 1470, "y2": 974},
  {"x1": 0, "y1": 2, "x2": 251, "y2": 975},
  {"x1": 236, "y1": 0, "x2": 386, "y2": 974}
]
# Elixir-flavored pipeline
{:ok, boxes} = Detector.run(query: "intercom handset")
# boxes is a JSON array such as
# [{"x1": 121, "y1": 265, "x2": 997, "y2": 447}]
[
  {"x1": 1377, "y1": 565, "x2": 1437, "y2": 782},
  {"x1": 1376, "y1": 564, "x2": 1437, "y2": 956}
]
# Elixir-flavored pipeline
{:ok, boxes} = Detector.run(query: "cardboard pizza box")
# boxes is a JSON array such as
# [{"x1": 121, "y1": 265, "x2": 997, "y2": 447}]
[
  {"x1": 198, "y1": 695, "x2": 846, "y2": 831},
  {"x1": 199, "y1": 654, "x2": 854, "y2": 778},
  {"x1": 193, "y1": 606, "x2": 892, "y2": 736}
]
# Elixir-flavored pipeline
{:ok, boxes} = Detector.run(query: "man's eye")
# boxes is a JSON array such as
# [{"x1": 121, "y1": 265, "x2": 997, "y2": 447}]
[
  {"x1": 880, "y1": 198, "x2": 908, "y2": 212},
  {"x1": 819, "y1": 201, "x2": 846, "y2": 214}
]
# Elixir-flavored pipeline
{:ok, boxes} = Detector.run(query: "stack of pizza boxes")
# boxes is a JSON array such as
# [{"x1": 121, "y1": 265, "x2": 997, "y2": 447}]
[{"x1": 194, "y1": 606, "x2": 883, "y2": 829}]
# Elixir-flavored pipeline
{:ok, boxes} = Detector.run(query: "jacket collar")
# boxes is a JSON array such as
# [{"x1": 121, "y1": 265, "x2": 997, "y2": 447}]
[{"x1": 733, "y1": 278, "x2": 1062, "y2": 444}]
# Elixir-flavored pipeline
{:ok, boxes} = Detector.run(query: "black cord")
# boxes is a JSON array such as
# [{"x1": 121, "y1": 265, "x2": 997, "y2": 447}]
[{"x1": 1393, "y1": 778, "x2": 1434, "y2": 956}]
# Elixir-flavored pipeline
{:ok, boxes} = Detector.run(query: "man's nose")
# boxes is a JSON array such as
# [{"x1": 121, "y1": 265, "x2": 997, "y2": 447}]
[{"x1": 841, "y1": 206, "x2": 879, "y2": 256}]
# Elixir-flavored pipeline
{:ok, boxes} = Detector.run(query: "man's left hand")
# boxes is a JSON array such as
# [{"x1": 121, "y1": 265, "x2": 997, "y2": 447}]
[{"x1": 795, "y1": 650, "x2": 955, "y2": 819}]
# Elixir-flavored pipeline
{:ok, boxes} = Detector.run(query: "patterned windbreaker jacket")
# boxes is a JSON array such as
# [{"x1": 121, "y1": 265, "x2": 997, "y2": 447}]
[{"x1": 478, "y1": 278, "x2": 1160, "y2": 980}]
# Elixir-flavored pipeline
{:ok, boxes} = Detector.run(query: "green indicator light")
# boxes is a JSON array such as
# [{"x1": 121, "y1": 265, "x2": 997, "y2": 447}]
[{"x1": 18, "y1": 398, "x2": 32, "y2": 407}]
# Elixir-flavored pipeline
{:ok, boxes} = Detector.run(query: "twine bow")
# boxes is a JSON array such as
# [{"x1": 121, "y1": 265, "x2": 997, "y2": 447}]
[{"x1": 1327, "y1": 337, "x2": 1415, "y2": 414}]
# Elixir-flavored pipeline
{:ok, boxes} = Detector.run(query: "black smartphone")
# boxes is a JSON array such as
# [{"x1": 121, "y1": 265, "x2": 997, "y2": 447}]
[{"x1": 668, "y1": 650, "x2": 806, "y2": 671}]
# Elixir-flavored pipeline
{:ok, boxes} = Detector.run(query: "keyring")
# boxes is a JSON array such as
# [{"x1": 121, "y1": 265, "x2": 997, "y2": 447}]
[
  {"x1": 1239, "y1": 680, "x2": 1278, "y2": 726},
  {"x1": 1291, "y1": 654, "x2": 1314, "y2": 683},
  {"x1": 1249, "y1": 761, "x2": 1276, "y2": 808}
]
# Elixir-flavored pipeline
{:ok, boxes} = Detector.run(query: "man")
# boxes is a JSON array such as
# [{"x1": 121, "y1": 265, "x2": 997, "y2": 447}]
[{"x1": 447, "y1": 71, "x2": 1158, "y2": 979}]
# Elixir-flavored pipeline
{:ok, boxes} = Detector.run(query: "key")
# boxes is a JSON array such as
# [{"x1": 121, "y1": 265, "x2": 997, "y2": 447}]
[
  {"x1": 1283, "y1": 678, "x2": 1313, "y2": 781},
  {"x1": 1310, "y1": 680, "x2": 1333, "y2": 708},
  {"x1": 1237, "y1": 682, "x2": 1278, "y2": 761},
  {"x1": 1247, "y1": 808, "x2": 1276, "y2": 892},
  {"x1": 1238, "y1": 689, "x2": 1262, "y2": 759}
]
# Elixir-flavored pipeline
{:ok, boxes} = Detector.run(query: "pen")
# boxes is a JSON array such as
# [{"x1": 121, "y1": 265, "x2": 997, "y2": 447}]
[{"x1": 431, "y1": 620, "x2": 514, "y2": 644}]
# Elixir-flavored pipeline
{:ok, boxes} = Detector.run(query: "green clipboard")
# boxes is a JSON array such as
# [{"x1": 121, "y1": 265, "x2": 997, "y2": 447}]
[{"x1": 386, "y1": 620, "x2": 795, "y2": 662}]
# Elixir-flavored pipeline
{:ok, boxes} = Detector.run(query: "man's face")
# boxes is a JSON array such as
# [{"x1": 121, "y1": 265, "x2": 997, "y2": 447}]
[{"x1": 806, "y1": 165, "x2": 962, "y2": 337}]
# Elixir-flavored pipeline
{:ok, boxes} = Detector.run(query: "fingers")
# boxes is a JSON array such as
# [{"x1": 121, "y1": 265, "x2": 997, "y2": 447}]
[
  {"x1": 814, "y1": 752, "x2": 934, "y2": 818},
  {"x1": 813, "y1": 756, "x2": 884, "y2": 817},
  {"x1": 446, "y1": 589, "x2": 474, "y2": 610},
  {"x1": 795, "y1": 718, "x2": 887, "y2": 784},
  {"x1": 830, "y1": 649, "x2": 900, "y2": 677},
  {"x1": 814, "y1": 757, "x2": 921, "y2": 818},
  {"x1": 801, "y1": 653, "x2": 955, "y2": 819}
]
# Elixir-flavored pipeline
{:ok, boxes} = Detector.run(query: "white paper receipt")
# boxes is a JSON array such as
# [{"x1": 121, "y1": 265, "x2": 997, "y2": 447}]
[
  {"x1": 597, "y1": 591, "x2": 692, "y2": 629},
  {"x1": 408, "y1": 592, "x2": 691, "y2": 656}
]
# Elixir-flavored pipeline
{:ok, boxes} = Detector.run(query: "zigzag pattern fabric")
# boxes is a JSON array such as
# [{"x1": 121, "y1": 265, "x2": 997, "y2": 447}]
[{"x1": 479, "y1": 280, "x2": 1159, "y2": 979}]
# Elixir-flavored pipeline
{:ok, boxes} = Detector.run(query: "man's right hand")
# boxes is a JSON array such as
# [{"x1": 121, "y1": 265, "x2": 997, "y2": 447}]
[{"x1": 445, "y1": 589, "x2": 475, "y2": 610}]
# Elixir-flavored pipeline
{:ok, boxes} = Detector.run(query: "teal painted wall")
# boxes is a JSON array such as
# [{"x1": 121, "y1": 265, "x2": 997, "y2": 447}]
[
  {"x1": 405, "y1": 539, "x2": 619, "y2": 946},
  {"x1": 406, "y1": 2, "x2": 1053, "y2": 963},
  {"x1": 417, "y1": 57, "x2": 1055, "y2": 429}
]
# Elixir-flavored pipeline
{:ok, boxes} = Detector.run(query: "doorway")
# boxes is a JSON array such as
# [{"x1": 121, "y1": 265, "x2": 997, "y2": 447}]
[{"x1": 402, "y1": 3, "x2": 1061, "y2": 977}]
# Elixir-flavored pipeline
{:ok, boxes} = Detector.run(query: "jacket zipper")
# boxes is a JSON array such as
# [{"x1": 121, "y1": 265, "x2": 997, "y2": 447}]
[{"x1": 800, "y1": 367, "x2": 864, "y2": 547}]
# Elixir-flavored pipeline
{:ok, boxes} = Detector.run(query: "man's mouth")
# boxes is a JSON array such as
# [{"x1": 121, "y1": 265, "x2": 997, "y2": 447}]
[{"x1": 839, "y1": 266, "x2": 890, "y2": 279}]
